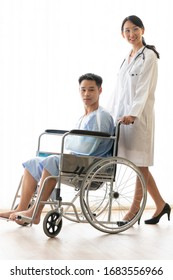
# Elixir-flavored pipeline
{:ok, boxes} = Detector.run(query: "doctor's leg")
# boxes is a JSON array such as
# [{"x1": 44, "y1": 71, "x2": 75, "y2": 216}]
[
  {"x1": 123, "y1": 166, "x2": 169, "y2": 222},
  {"x1": 122, "y1": 167, "x2": 146, "y2": 221},
  {"x1": 144, "y1": 169, "x2": 166, "y2": 216}
]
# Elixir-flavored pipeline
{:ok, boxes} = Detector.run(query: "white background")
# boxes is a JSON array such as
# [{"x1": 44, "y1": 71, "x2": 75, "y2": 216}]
[{"x1": 0, "y1": 0, "x2": 172, "y2": 208}]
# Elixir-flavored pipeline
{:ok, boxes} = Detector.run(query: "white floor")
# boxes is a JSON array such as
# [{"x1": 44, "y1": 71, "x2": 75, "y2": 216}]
[{"x1": 0, "y1": 209, "x2": 172, "y2": 260}]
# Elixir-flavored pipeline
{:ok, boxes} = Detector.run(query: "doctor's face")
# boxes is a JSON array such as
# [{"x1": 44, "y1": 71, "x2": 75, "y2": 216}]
[
  {"x1": 122, "y1": 20, "x2": 144, "y2": 46},
  {"x1": 79, "y1": 80, "x2": 102, "y2": 109}
]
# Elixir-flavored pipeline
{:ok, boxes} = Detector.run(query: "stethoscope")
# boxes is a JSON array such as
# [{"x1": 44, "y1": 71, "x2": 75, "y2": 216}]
[{"x1": 120, "y1": 46, "x2": 146, "y2": 76}]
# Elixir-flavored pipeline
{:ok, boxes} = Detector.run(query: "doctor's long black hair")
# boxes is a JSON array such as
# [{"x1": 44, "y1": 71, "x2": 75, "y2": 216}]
[{"x1": 121, "y1": 15, "x2": 160, "y2": 59}]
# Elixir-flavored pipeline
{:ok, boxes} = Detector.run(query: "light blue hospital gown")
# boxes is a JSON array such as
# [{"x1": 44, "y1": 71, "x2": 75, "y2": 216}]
[{"x1": 23, "y1": 106, "x2": 114, "y2": 182}]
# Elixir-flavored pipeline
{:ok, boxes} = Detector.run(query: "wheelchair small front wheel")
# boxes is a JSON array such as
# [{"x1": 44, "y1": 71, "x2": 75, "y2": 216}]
[{"x1": 43, "y1": 210, "x2": 62, "y2": 238}]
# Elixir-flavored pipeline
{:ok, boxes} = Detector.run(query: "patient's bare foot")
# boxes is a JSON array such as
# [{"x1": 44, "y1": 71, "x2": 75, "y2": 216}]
[
  {"x1": 0, "y1": 210, "x2": 18, "y2": 219},
  {"x1": 9, "y1": 209, "x2": 41, "y2": 225}
]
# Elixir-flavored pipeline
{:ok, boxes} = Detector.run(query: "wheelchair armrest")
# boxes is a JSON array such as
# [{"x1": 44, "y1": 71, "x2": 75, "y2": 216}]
[
  {"x1": 45, "y1": 129, "x2": 69, "y2": 134},
  {"x1": 69, "y1": 129, "x2": 111, "y2": 137}
]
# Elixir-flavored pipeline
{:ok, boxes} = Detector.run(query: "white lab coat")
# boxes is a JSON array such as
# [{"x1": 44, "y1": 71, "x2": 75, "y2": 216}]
[{"x1": 110, "y1": 47, "x2": 158, "y2": 166}]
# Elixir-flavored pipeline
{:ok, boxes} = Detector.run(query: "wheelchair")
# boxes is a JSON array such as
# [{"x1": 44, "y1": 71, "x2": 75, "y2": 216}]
[{"x1": 11, "y1": 122, "x2": 147, "y2": 238}]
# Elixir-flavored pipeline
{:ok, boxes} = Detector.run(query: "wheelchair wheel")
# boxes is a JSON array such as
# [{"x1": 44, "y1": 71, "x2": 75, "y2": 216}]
[
  {"x1": 43, "y1": 210, "x2": 62, "y2": 238},
  {"x1": 80, "y1": 157, "x2": 147, "y2": 234}
]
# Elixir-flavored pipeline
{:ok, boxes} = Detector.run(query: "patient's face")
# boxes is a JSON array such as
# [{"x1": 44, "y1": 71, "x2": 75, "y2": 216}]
[{"x1": 79, "y1": 80, "x2": 101, "y2": 110}]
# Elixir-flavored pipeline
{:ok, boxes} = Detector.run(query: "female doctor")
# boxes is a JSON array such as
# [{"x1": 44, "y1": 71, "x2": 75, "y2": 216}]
[{"x1": 111, "y1": 15, "x2": 171, "y2": 224}]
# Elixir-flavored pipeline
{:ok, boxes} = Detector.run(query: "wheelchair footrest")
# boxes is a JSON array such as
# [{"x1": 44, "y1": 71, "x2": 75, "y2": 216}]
[{"x1": 16, "y1": 215, "x2": 32, "y2": 224}]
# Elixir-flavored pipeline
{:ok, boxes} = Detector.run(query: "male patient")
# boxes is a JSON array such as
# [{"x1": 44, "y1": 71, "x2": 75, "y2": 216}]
[{"x1": 0, "y1": 73, "x2": 114, "y2": 225}]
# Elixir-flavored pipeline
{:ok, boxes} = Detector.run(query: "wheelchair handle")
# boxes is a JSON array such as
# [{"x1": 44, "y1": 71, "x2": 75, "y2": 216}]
[{"x1": 114, "y1": 120, "x2": 121, "y2": 157}]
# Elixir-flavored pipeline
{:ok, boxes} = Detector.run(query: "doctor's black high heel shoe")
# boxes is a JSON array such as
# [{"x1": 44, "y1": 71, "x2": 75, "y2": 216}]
[
  {"x1": 117, "y1": 212, "x2": 141, "y2": 227},
  {"x1": 144, "y1": 203, "x2": 171, "y2": 225}
]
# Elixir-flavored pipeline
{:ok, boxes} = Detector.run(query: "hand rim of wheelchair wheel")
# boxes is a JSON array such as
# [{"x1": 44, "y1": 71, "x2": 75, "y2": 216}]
[{"x1": 80, "y1": 157, "x2": 147, "y2": 234}]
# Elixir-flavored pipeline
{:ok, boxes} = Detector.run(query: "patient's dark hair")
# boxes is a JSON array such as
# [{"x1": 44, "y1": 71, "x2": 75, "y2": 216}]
[
  {"x1": 121, "y1": 15, "x2": 160, "y2": 59},
  {"x1": 78, "y1": 73, "x2": 103, "y2": 88}
]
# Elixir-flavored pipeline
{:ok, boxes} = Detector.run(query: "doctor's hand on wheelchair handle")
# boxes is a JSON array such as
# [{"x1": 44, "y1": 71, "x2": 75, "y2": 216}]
[{"x1": 119, "y1": 116, "x2": 136, "y2": 125}]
